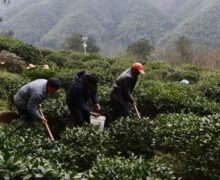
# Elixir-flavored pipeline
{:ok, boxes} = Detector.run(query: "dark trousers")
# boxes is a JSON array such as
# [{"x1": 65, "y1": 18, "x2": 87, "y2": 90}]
[
  {"x1": 69, "y1": 108, "x2": 90, "y2": 126},
  {"x1": 111, "y1": 98, "x2": 129, "y2": 119},
  {"x1": 15, "y1": 105, "x2": 34, "y2": 122}
]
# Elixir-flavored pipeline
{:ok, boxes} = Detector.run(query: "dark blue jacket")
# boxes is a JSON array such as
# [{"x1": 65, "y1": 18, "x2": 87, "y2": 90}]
[{"x1": 66, "y1": 71, "x2": 98, "y2": 114}]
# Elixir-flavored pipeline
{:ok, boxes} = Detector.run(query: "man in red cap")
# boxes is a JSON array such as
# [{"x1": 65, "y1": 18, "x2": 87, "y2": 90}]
[{"x1": 110, "y1": 63, "x2": 145, "y2": 119}]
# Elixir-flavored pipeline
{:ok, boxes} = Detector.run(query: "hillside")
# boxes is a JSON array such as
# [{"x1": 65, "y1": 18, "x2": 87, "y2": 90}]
[
  {"x1": 1, "y1": 0, "x2": 220, "y2": 55},
  {"x1": 0, "y1": 0, "x2": 174, "y2": 54},
  {"x1": 157, "y1": 0, "x2": 220, "y2": 51}
]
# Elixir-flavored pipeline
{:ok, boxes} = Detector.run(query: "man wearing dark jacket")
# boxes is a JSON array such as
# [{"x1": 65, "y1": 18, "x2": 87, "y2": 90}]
[
  {"x1": 110, "y1": 63, "x2": 145, "y2": 118},
  {"x1": 14, "y1": 78, "x2": 61, "y2": 123},
  {"x1": 66, "y1": 71, "x2": 101, "y2": 126}
]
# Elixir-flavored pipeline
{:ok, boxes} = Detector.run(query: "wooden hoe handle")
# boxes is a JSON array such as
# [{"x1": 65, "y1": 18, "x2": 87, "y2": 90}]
[
  {"x1": 134, "y1": 103, "x2": 141, "y2": 119},
  {"x1": 39, "y1": 109, "x2": 55, "y2": 140}
]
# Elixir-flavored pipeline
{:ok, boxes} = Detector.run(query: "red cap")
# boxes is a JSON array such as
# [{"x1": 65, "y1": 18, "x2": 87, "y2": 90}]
[{"x1": 132, "y1": 63, "x2": 145, "y2": 74}]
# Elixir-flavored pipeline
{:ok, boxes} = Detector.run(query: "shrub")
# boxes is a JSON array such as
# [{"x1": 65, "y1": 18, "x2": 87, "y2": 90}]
[
  {"x1": 0, "y1": 35, "x2": 21, "y2": 51},
  {"x1": 154, "y1": 113, "x2": 220, "y2": 179},
  {"x1": 61, "y1": 125, "x2": 112, "y2": 171},
  {"x1": 83, "y1": 155, "x2": 176, "y2": 180},
  {"x1": 9, "y1": 42, "x2": 42, "y2": 64},
  {"x1": 56, "y1": 69, "x2": 79, "y2": 90},
  {"x1": 0, "y1": 121, "x2": 77, "y2": 178},
  {"x1": 42, "y1": 91, "x2": 70, "y2": 138},
  {"x1": 169, "y1": 69, "x2": 200, "y2": 83},
  {"x1": 0, "y1": 72, "x2": 28, "y2": 109},
  {"x1": 144, "y1": 61, "x2": 174, "y2": 81},
  {"x1": 199, "y1": 79, "x2": 220, "y2": 103},
  {"x1": 135, "y1": 81, "x2": 220, "y2": 117},
  {"x1": 109, "y1": 117, "x2": 154, "y2": 157},
  {"x1": 45, "y1": 52, "x2": 69, "y2": 67},
  {"x1": 40, "y1": 48, "x2": 53, "y2": 57},
  {"x1": 23, "y1": 66, "x2": 58, "y2": 80},
  {"x1": 168, "y1": 64, "x2": 202, "y2": 83}
]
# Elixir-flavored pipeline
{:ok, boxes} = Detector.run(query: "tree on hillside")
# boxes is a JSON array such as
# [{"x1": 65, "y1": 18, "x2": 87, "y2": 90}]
[
  {"x1": 175, "y1": 36, "x2": 193, "y2": 64},
  {"x1": 65, "y1": 32, "x2": 100, "y2": 53},
  {"x1": 0, "y1": 30, "x2": 14, "y2": 37},
  {"x1": 126, "y1": 38, "x2": 153, "y2": 60},
  {"x1": 0, "y1": 17, "x2": 2, "y2": 22},
  {"x1": 2, "y1": 0, "x2": 10, "y2": 4}
]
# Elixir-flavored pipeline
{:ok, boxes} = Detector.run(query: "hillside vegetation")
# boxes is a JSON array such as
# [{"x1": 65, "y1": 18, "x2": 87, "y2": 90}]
[
  {"x1": 157, "y1": 0, "x2": 220, "y2": 50},
  {"x1": 2, "y1": 0, "x2": 220, "y2": 55}
]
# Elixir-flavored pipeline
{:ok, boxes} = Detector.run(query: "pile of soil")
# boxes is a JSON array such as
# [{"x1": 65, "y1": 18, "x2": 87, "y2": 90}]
[
  {"x1": 0, "y1": 50, "x2": 26, "y2": 73},
  {"x1": 0, "y1": 111, "x2": 20, "y2": 124}
]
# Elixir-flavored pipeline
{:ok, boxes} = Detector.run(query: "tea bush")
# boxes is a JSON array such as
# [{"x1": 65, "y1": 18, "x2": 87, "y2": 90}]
[
  {"x1": 144, "y1": 61, "x2": 174, "y2": 81},
  {"x1": 0, "y1": 122, "x2": 77, "y2": 179},
  {"x1": 0, "y1": 72, "x2": 28, "y2": 109},
  {"x1": 0, "y1": 35, "x2": 22, "y2": 51},
  {"x1": 61, "y1": 125, "x2": 112, "y2": 171},
  {"x1": 108, "y1": 117, "x2": 154, "y2": 157},
  {"x1": 9, "y1": 42, "x2": 42, "y2": 64},
  {"x1": 23, "y1": 66, "x2": 58, "y2": 81},
  {"x1": 45, "y1": 52, "x2": 70, "y2": 67},
  {"x1": 199, "y1": 80, "x2": 220, "y2": 103},
  {"x1": 43, "y1": 91, "x2": 71, "y2": 138},
  {"x1": 154, "y1": 113, "x2": 220, "y2": 179},
  {"x1": 83, "y1": 155, "x2": 176, "y2": 180},
  {"x1": 135, "y1": 81, "x2": 220, "y2": 117}
]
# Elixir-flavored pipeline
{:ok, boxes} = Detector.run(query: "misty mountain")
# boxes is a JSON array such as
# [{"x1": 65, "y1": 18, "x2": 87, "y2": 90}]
[
  {"x1": 0, "y1": 0, "x2": 220, "y2": 55},
  {"x1": 157, "y1": 0, "x2": 220, "y2": 51}
]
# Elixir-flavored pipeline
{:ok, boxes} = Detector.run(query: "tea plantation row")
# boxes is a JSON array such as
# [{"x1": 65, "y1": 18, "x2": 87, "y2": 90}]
[{"x1": 0, "y1": 36, "x2": 220, "y2": 179}]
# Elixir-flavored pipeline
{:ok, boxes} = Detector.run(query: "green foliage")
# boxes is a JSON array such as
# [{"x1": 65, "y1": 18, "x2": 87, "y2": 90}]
[
  {"x1": 0, "y1": 35, "x2": 20, "y2": 51},
  {"x1": 83, "y1": 155, "x2": 176, "y2": 180},
  {"x1": 1, "y1": 37, "x2": 220, "y2": 179},
  {"x1": 61, "y1": 125, "x2": 112, "y2": 171},
  {"x1": 0, "y1": 72, "x2": 28, "y2": 108},
  {"x1": 126, "y1": 38, "x2": 153, "y2": 60},
  {"x1": 199, "y1": 79, "x2": 220, "y2": 103},
  {"x1": 9, "y1": 42, "x2": 42, "y2": 64},
  {"x1": 144, "y1": 61, "x2": 174, "y2": 81},
  {"x1": 40, "y1": 48, "x2": 53, "y2": 57},
  {"x1": 23, "y1": 66, "x2": 57, "y2": 81},
  {"x1": 45, "y1": 51, "x2": 70, "y2": 67},
  {"x1": 109, "y1": 117, "x2": 154, "y2": 157},
  {"x1": 136, "y1": 81, "x2": 220, "y2": 117},
  {"x1": 154, "y1": 113, "x2": 220, "y2": 178},
  {"x1": 0, "y1": 122, "x2": 76, "y2": 179},
  {"x1": 43, "y1": 91, "x2": 70, "y2": 138},
  {"x1": 0, "y1": 35, "x2": 42, "y2": 64}
]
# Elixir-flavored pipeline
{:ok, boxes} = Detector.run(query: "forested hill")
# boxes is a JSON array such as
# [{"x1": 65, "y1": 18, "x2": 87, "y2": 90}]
[{"x1": 0, "y1": 0, "x2": 220, "y2": 54}]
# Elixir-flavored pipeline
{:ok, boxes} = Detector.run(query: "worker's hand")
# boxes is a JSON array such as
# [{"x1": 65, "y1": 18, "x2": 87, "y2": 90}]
[
  {"x1": 95, "y1": 103, "x2": 101, "y2": 112},
  {"x1": 40, "y1": 117, "x2": 48, "y2": 124},
  {"x1": 90, "y1": 112, "x2": 100, "y2": 118}
]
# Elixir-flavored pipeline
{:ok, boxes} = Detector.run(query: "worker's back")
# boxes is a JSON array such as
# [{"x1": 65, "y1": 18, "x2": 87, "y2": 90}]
[
  {"x1": 66, "y1": 71, "x2": 97, "y2": 109},
  {"x1": 111, "y1": 68, "x2": 137, "y2": 102},
  {"x1": 14, "y1": 79, "x2": 47, "y2": 110}
]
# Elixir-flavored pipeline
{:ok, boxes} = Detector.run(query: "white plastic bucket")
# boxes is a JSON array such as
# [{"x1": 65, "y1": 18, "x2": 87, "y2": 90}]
[{"x1": 90, "y1": 115, "x2": 106, "y2": 130}]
